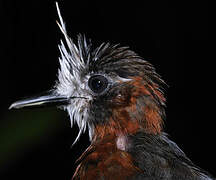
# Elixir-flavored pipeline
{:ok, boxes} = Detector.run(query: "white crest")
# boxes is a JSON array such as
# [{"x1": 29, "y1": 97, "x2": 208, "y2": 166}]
[{"x1": 55, "y1": 2, "x2": 91, "y2": 145}]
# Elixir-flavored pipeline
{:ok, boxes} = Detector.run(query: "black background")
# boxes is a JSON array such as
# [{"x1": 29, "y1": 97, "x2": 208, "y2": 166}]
[{"x1": 0, "y1": 1, "x2": 212, "y2": 180}]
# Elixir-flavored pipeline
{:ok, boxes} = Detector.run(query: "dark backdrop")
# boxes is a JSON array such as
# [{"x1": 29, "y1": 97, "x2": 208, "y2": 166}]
[{"x1": 0, "y1": 1, "x2": 211, "y2": 180}]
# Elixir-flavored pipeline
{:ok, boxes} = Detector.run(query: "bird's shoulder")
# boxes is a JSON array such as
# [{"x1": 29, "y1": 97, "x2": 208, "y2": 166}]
[
  {"x1": 72, "y1": 132, "x2": 214, "y2": 180},
  {"x1": 128, "y1": 132, "x2": 214, "y2": 180}
]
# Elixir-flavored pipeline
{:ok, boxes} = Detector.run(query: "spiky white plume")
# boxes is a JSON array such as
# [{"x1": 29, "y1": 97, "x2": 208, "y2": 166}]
[{"x1": 55, "y1": 2, "x2": 91, "y2": 145}]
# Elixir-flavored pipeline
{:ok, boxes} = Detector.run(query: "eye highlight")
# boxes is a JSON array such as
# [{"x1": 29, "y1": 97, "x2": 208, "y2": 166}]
[{"x1": 88, "y1": 75, "x2": 108, "y2": 94}]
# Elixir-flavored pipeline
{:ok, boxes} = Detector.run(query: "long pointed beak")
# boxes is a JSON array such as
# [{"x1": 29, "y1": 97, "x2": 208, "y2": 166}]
[{"x1": 9, "y1": 91, "x2": 70, "y2": 110}]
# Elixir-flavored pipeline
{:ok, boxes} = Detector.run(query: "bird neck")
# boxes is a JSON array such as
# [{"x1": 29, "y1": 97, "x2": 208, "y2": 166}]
[{"x1": 93, "y1": 118, "x2": 140, "y2": 141}]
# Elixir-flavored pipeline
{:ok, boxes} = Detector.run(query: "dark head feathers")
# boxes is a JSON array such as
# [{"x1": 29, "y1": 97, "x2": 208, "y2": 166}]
[{"x1": 75, "y1": 34, "x2": 167, "y2": 103}]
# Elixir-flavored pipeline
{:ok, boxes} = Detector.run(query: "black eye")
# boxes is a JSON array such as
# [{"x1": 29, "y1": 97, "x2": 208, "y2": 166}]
[{"x1": 88, "y1": 75, "x2": 108, "y2": 94}]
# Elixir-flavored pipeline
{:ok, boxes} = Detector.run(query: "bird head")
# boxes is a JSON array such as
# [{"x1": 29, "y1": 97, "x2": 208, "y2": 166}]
[{"x1": 9, "y1": 3, "x2": 166, "y2": 144}]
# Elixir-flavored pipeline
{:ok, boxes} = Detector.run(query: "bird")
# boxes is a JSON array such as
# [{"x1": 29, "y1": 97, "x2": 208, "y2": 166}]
[{"x1": 9, "y1": 2, "x2": 215, "y2": 180}]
